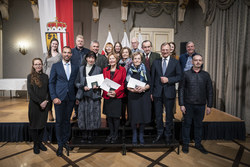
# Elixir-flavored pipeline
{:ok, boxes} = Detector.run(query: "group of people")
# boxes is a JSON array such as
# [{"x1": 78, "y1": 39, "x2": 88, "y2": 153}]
[{"x1": 27, "y1": 34, "x2": 213, "y2": 157}]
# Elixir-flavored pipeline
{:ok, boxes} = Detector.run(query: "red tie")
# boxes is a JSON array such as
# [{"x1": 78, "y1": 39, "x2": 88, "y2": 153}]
[{"x1": 145, "y1": 54, "x2": 150, "y2": 71}]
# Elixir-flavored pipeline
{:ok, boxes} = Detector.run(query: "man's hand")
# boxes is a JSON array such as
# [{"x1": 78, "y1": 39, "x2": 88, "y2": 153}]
[
  {"x1": 53, "y1": 98, "x2": 61, "y2": 105},
  {"x1": 160, "y1": 77, "x2": 169, "y2": 84},
  {"x1": 180, "y1": 106, "x2": 186, "y2": 114},
  {"x1": 206, "y1": 107, "x2": 211, "y2": 115},
  {"x1": 150, "y1": 94, "x2": 154, "y2": 101}
]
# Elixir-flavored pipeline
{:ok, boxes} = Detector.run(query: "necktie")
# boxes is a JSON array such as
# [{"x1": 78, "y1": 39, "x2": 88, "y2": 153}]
[
  {"x1": 162, "y1": 58, "x2": 167, "y2": 75},
  {"x1": 145, "y1": 54, "x2": 150, "y2": 71},
  {"x1": 66, "y1": 63, "x2": 70, "y2": 80}
]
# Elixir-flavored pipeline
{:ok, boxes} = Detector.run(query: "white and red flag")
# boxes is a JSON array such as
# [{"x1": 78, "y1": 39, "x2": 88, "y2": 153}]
[
  {"x1": 121, "y1": 31, "x2": 130, "y2": 48},
  {"x1": 38, "y1": 0, "x2": 74, "y2": 54},
  {"x1": 101, "y1": 31, "x2": 114, "y2": 55}
]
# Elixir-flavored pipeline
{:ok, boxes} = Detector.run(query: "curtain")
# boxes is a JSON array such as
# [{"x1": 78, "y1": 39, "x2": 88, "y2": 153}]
[
  {"x1": 206, "y1": 0, "x2": 250, "y2": 133},
  {"x1": 128, "y1": 2, "x2": 177, "y2": 32}
]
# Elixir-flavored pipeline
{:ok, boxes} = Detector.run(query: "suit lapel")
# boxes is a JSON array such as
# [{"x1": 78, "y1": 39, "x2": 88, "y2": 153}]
[
  {"x1": 165, "y1": 57, "x2": 173, "y2": 76},
  {"x1": 60, "y1": 61, "x2": 68, "y2": 80},
  {"x1": 156, "y1": 59, "x2": 163, "y2": 76},
  {"x1": 69, "y1": 63, "x2": 76, "y2": 80}
]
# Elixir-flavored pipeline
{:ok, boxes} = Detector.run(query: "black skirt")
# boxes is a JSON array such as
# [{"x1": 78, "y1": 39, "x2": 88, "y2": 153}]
[{"x1": 103, "y1": 98, "x2": 122, "y2": 118}]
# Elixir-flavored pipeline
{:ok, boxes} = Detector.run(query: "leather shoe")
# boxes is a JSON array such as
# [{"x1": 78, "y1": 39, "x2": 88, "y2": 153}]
[
  {"x1": 195, "y1": 144, "x2": 208, "y2": 154},
  {"x1": 182, "y1": 144, "x2": 189, "y2": 154},
  {"x1": 38, "y1": 142, "x2": 47, "y2": 151},
  {"x1": 152, "y1": 135, "x2": 163, "y2": 144},
  {"x1": 33, "y1": 144, "x2": 40, "y2": 154},
  {"x1": 56, "y1": 146, "x2": 63, "y2": 157}
]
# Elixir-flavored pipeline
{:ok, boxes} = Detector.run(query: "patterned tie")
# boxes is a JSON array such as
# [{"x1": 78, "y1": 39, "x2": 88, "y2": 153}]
[
  {"x1": 145, "y1": 54, "x2": 150, "y2": 71},
  {"x1": 162, "y1": 58, "x2": 167, "y2": 75},
  {"x1": 66, "y1": 63, "x2": 70, "y2": 80}
]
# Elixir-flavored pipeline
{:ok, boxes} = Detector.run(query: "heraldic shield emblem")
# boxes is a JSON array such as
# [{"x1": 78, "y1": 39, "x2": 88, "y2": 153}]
[{"x1": 45, "y1": 18, "x2": 69, "y2": 52}]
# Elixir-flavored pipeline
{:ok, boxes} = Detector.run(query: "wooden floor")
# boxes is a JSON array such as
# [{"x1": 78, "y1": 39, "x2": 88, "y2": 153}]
[
  {"x1": 0, "y1": 97, "x2": 243, "y2": 123},
  {"x1": 0, "y1": 139, "x2": 250, "y2": 167},
  {"x1": 0, "y1": 97, "x2": 249, "y2": 167}
]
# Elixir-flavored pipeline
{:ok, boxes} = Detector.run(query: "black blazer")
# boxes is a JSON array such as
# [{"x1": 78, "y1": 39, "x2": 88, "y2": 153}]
[{"x1": 151, "y1": 57, "x2": 182, "y2": 98}]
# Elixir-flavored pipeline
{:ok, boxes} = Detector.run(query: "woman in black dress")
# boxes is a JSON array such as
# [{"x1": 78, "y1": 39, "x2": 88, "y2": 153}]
[
  {"x1": 27, "y1": 58, "x2": 51, "y2": 154},
  {"x1": 127, "y1": 52, "x2": 151, "y2": 145},
  {"x1": 75, "y1": 51, "x2": 102, "y2": 143}
]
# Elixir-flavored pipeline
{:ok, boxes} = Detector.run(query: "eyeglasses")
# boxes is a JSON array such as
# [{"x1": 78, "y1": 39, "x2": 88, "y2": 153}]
[{"x1": 34, "y1": 64, "x2": 42, "y2": 66}]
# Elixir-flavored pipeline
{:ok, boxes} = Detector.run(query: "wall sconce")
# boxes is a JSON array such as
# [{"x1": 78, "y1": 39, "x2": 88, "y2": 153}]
[
  {"x1": 18, "y1": 41, "x2": 28, "y2": 55},
  {"x1": 121, "y1": 1, "x2": 128, "y2": 22},
  {"x1": 92, "y1": 0, "x2": 99, "y2": 22}
]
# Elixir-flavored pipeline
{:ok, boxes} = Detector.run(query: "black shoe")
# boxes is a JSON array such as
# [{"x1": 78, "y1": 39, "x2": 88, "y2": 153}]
[
  {"x1": 105, "y1": 135, "x2": 112, "y2": 143},
  {"x1": 182, "y1": 144, "x2": 189, "y2": 154},
  {"x1": 63, "y1": 143, "x2": 74, "y2": 151},
  {"x1": 152, "y1": 135, "x2": 163, "y2": 144},
  {"x1": 56, "y1": 146, "x2": 63, "y2": 157},
  {"x1": 110, "y1": 136, "x2": 118, "y2": 144},
  {"x1": 38, "y1": 142, "x2": 47, "y2": 151},
  {"x1": 195, "y1": 144, "x2": 208, "y2": 154},
  {"x1": 33, "y1": 144, "x2": 40, "y2": 154}
]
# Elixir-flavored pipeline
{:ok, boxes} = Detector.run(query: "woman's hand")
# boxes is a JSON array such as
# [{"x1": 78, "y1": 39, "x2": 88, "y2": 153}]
[
  {"x1": 84, "y1": 86, "x2": 90, "y2": 91},
  {"x1": 40, "y1": 100, "x2": 48, "y2": 109}
]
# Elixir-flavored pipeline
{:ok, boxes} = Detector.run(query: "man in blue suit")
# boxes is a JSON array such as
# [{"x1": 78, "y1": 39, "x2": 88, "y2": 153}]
[
  {"x1": 151, "y1": 42, "x2": 182, "y2": 144},
  {"x1": 49, "y1": 46, "x2": 79, "y2": 157}
]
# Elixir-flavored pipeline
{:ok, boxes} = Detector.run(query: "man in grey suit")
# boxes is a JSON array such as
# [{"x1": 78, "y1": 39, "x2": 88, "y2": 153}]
[
  {"x1": 151, "y1": 42, "x2": 182, "y2": 144},
  {"x1": 141, "y1": 40, "x2": 161, "y2": 72},
  {"x1": 90, "y1": 40, "x2": 108, "y2": 71}
]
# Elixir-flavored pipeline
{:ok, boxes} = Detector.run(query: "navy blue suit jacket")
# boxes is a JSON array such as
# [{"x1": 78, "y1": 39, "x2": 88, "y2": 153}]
[
  {"x1": 151, "y1": 57, "x2": 182, "y2": 98},
  {"x1": 49, "y1": 61, "x2": 79, "y2": 101}
]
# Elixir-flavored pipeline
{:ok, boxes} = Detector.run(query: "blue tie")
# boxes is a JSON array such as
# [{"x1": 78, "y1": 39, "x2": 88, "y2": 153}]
[
  {"x1": 162, "y1": 58, "x2": 167, "y2": 75},
  {"x1": 66, "y1": 63, "x2": 70, "y2": 80}
]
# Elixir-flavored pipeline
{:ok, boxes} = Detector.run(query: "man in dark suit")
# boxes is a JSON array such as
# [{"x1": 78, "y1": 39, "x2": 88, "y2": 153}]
[
  {"x1": 71, "y1": 35, "x2": 90, "y2": 120},
  {"x1": 141, "y1": 40, "x2": 161, "y2": 72},
  {"x1": 90, "y1": 40, "x2": 108, "y2": 70},
  {"x1": 71, "y1": 35, "x2": 90, "y2": 66},
  {"x1": 151, "y1": 42, "x2": 182, "y2": 144},
  {"x1": 49, "y1": 46, "x2": 79, "y2": 157},
  {"x1": 141, "y1": 40, "x2": 161, "y2": 126}
]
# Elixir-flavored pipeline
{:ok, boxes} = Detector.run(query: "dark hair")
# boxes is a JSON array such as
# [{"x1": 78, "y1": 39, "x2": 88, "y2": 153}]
[
  {"x1": 192, "y1": 53, "x2": 202, "y2": 59},
  {"x1": 47, "y1": 38, "x2": 59, "y2": 58},
  {"x1": 114, "y1": 42, "x2": 122, "y2": 54},
  {"x1": 169, "y1": 42, "x2": 176, "y2": 58},
  {"x1": 85, "y1": 51, "x2": 97, "y2": 61},
  {"x1": 62, "y1": 46, "x2": 71, "y2": 52},
  {"x1": 142, "y1": 40, "x2": 152, "y2": 48},
  {"x1": 30, "y1": 58, "x2": 43, "y2": 87}
]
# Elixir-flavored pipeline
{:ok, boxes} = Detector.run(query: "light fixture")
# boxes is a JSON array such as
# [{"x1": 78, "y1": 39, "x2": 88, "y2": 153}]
[
  {"x1": 18, "y1": 41, "x2": 28, "y2": 55},
  {"x1": 92, "y1": 0, "x2": 99, "y2": 22}
]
